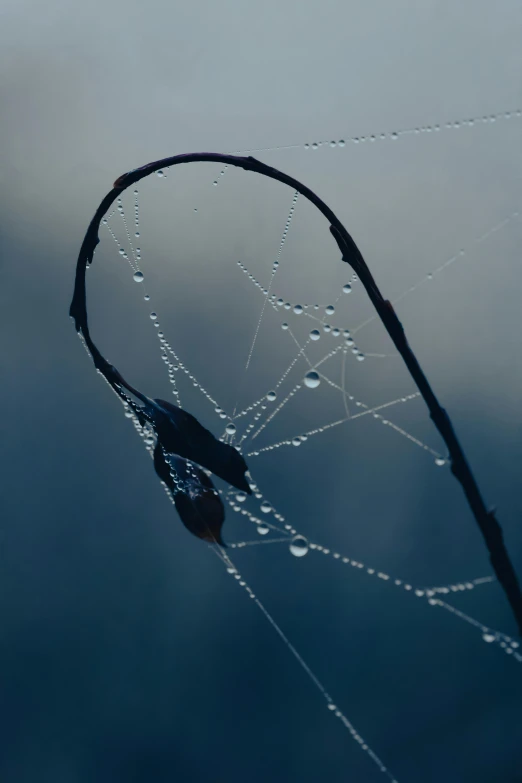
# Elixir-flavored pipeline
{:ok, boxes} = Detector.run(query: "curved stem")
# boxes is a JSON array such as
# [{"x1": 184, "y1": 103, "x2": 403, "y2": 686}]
[{"x1": 70, "y1": 151, "x2": 522, "y2": 636}]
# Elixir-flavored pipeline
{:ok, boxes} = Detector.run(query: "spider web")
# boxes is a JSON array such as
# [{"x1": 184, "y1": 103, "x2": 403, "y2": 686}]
[{"x1": 82, "y1": 107, "x2": 522, "y2": 782}]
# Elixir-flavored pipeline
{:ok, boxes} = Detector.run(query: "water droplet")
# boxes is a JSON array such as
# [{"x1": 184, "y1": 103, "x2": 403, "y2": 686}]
[
  {"x1": 293, "y1": 304, "x2": 303, "y2": 315},
  {"x1": 289, "y1": 535, "x2": 309, "y2": 557},
  {"x1": 292, "y1": 437, "x2": 301, "y2": 447},
  {"x1": 330, "y1": 141, "x2": 336, "y2": 148},
  {"x1": 225, "y1": 423, "x2": 237, "y2": 436},
  {"x1": 133, "y1": 271, "x2": 144, "y2": 283},
  {"x1": 356, "y1": 353, "x2": 365, "y2": 361},
  {"x1": 343, "y1": 283, "x2": 352, "y2": 293},
  {"x1": 213, "y1": 181, "x2": 218, "y2": 186},
  {"x1": 157, "y1": 170, "x2": 164, "y2": 177},
  {"x1": 435, "y1": 457, "x2": 446, "y2": 466},
  {"x1": 482, "y1": 633, "x2": 496, "y2": 643},
  {"x1": 144, "y1": 436, "x2": 154, "y2": 445},
  {"x1": 236, "y1": 493, "x2": 246, "y2": 503},
  {"x1": 266, "y1": 391, "x2": 277, "y2": 401},
  {"x1": 391, "y1": 132, "x2": 398, "y2": 140},
  {"x1": 304, "y1": 371, "x2": 320, "y2": 389},
  {"x1": 325, "y1": 305, "x2": 335, "y2": 315},
  {"x1": 312, "y1": 142, "x2": 318, "y2": 150},
  {"x1": 310, "y1": 329, "x2": 321, "y2": 341},
  {"x1": 338, "y1": 140, "x2": 345, "y2": 147},
  {"x1": 150, "y1": 312, "x2": 158, "y2": 320},
  {"x1": 276, "y1": 298, "x2": 284, "y2": 306},
  {"x1": 144, "y1": 294, "x2": 150, "y2": 301},
  {"x1": 257, "y1": 523, "x2": 270, "y2": 535},
  {"x1": 260, "y1": 501, "x2": 272, "y2": 513},
  {"x1": 281, "y1": 322, "x2": 289, "y2": 330}
]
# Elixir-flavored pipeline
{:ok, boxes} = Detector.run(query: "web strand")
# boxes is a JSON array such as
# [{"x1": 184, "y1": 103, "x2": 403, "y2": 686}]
[
  {"x1": 232, "y1": 191, "x2": 299, "y2": 416},
  {"x1": 213, "y1": 547, "x2": 400, "y2": 782},
  {"x1": 227, "y1": 106, "x2": 522, "y2": 155}
]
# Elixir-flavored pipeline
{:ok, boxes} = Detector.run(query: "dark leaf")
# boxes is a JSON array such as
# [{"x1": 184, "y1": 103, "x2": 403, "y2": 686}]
[
  {"x1": 153, "y1": 444, "x2": 226, "y2": 545},
  {"x1": 151, "y1": 398, "x2": 252, "y2": 495}
]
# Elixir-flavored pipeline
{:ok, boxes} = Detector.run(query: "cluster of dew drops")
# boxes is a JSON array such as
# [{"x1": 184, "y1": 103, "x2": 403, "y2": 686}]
[
  {"x1": 120, "y1": 186, "x2": 446, "y2": 557},
  {"x1": 230, "y1": 479, "x2": 310, "y2": 558},
  {"x1": 275, "y1": 283, "x2": 363, "y2": 392},
  {"x1": 123, "y1": 255, "x2": 312, "y2": 560}
]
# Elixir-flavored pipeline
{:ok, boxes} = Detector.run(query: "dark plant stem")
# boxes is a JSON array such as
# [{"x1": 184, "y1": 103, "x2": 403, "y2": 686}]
[{"x1": 70, "y1": 151, "x2": 522, "y2": 636}]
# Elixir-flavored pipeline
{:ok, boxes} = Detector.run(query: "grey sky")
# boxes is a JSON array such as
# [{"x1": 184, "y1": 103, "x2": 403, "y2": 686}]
[{"x1": 1, "y1": 1, "x2": 522, "y2": 781}]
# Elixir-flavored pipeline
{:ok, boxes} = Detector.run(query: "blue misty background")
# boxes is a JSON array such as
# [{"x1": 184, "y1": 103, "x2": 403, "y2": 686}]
[{"x1": 1, "y1": 2, "x2": 522, "y2": 782}]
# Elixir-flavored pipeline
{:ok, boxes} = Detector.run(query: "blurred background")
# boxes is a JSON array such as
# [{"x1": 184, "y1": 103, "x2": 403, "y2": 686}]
[{"x1": 1, "y1": 1, "x2": 522, "y2": 781}]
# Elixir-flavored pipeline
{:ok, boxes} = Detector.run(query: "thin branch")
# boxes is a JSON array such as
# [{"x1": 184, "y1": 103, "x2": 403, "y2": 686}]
[{"x1": 70, "y1": 151, "x2": 522, "y2": 636}]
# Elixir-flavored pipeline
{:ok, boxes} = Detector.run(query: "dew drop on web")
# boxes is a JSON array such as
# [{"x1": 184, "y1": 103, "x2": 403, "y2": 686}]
[
  {"x1": 133, "y1": 271, "x2": 144, "y2": 283},
  {"x1": 304, "y1": 371, "x2": 321, "y2": 389},
  {"x1": 225, "y1": 423, "x2": 237, "y2": 436},
  {"x1": 289, "y1": 535, "x2": 309, "y2": 557}
]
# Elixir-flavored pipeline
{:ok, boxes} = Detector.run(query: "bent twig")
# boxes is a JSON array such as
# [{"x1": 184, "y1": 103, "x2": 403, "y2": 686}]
[{"x1": 70, "y1": 151, "x2": 522, "y2": 635}]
